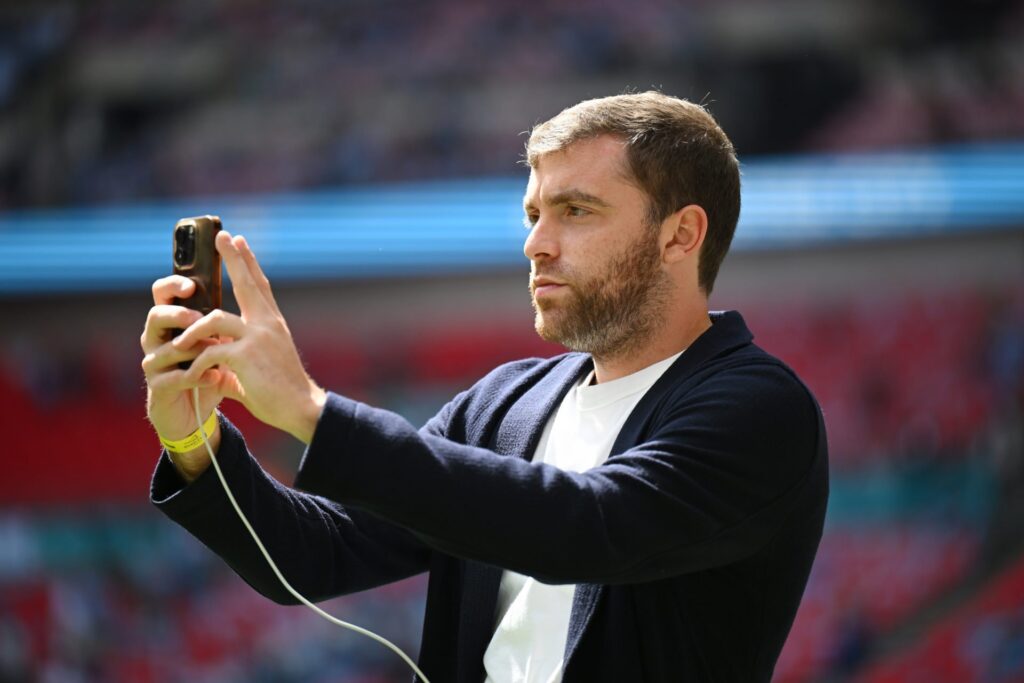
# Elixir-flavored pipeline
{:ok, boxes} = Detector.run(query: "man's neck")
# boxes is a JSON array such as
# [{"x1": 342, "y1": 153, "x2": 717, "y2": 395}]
[{"x1": 591, "y1": 311, "x2": 712, "y2": 384}]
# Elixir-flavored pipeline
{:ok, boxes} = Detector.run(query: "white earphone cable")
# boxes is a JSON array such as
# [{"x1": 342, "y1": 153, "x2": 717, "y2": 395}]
[{"x1": 189, "y1": 387, "x2": 430, "y2": 683}]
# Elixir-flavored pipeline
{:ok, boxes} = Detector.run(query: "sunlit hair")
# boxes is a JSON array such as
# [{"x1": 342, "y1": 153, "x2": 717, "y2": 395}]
[{"x1": 525, "y1": 91, "x2": 741, "y2": 295}]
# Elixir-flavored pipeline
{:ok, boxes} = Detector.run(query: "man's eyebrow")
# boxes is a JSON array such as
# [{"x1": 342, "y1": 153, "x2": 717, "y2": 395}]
[{"x1": 523, "y1": 189, "x2": 611, "y2": 211}]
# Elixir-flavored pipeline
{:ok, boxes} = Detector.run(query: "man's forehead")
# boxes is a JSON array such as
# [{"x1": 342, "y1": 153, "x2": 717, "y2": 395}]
[
  {"x1": 531, "y1": 135, "x2": 628, "y2": 172},
  {"x1": 523, "y1": 138, "x2": 634, "y2": 207}
]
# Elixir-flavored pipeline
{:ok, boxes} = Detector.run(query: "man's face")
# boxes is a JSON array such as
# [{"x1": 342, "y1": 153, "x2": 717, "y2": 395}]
[{"x1": 522, "y1": 136, "x2": 671, "y2": 359}]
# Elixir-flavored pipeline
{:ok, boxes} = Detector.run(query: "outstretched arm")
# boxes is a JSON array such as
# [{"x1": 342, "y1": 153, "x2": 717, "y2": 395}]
[{"x1": 296, "y1": 363, "x2": 826, "y2": 585}]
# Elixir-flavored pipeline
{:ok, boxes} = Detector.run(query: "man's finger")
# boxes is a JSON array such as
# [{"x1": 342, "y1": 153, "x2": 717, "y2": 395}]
[
  {"x1": 142, "y1": 337, "x2": 220, "y2": 378},
  {"x1": 141, "y1": 305, "x2": 203, "y2": 353},
  {"x1": 217, "y1": 230, "x2": 273, "y2": 319},
  {"x1": 181, "y1": 342, "x2": 237, "y2": 386},
  {"x1": 146, "y1": 366, "x2": 196, "y2": 396},
  {"x1": 172, "y1": 309, "x2": 247, "y2": 350},
  {"x1": 235, "y1": 235, "x2": 283, "y2": 317},
  {"x1": 152, "y1": 275, "x2": 196, "y2": 306},
  {"x1": 147, "y1": 368, "x2": 217, "y2": 397}
]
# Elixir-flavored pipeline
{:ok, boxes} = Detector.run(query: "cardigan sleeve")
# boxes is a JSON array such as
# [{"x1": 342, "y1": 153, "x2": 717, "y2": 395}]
[
  {"x1": 294, "y1": 360, "x2": 827, "y2": 585},
  {"x1": 151, "y1": 414, "x2": 431, "y2": 604}
]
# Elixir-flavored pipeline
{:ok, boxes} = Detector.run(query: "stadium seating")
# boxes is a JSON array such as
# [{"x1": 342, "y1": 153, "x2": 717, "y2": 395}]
[
  {"x1": 856, "y1": 553, "x2": 1024, "y2": 683},
  {"x1": 773, "y1": 524, "x2": 983, "y2": 682}
]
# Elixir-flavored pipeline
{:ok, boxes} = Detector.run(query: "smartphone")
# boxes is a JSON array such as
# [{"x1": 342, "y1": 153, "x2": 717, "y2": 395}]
[{"x1": 172, "y1": 215, "x2": 222, "y2": 368}]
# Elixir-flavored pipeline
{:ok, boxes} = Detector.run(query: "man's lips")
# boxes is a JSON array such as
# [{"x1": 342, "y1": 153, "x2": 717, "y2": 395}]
[{"x1": 532, "y1": 277, "x2": 567, "y2": 296}]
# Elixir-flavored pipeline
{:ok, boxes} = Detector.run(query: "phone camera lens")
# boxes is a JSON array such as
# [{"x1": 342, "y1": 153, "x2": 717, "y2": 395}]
[{"x1": 174, "y1": 225, "x2": 196, "y2": 266}]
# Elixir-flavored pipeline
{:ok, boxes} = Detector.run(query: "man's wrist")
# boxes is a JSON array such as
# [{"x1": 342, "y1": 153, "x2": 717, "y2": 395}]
[
  {"x1": 167, "y1": 421, "x2": 221, "y2": 484},
  {"x1": 159, "y1": 411, "x2": 218, "y2": 453},
  {"x1": 293, "y1": 384, "x2": 328, "y2": 444}
]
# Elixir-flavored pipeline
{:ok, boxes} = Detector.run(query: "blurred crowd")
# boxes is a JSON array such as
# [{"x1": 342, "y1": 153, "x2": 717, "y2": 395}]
[{"x1": 1, "y1": 0, "x2": 1023, "y2": 208}]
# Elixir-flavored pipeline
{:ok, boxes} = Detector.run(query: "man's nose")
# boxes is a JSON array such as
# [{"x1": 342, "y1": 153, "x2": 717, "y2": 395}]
[{"x1": 523, "y1": 217, "x2": 559, "y2": 262}]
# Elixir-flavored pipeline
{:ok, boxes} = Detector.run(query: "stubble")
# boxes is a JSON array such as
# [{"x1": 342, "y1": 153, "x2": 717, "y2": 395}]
[{"x1": 531, "y1": 227, "x2": 671, "y2": 362}]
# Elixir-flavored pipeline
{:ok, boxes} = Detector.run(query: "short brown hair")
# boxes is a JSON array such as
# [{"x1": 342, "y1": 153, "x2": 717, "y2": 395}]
[{"x1": 525, "y1": 91, "x2": 741, "y2": 295}]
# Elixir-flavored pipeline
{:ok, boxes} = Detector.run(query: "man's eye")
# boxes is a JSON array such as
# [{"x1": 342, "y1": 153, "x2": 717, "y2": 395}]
[
  {"x1": 523, "y1": 214, "x2": 539, "y2": 229},
  {"x1": 566, "y1": 206, "x2": 589, "y2": 218}
]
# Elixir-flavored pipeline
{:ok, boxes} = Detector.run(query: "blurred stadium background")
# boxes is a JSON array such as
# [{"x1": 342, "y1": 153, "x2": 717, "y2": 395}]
[{"x1": 1, "y1": 0, "x2": 1023, "y2": 681}]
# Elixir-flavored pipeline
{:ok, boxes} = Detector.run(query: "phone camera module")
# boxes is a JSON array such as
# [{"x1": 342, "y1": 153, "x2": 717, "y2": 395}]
[{"x1": 174, "y1": 224, "x2": 196, "y2": 267}]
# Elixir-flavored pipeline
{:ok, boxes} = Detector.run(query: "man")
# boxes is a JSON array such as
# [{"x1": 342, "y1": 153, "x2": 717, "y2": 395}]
[{"x1": 141, "y1": 91, "x2": 828, "y2": 682}]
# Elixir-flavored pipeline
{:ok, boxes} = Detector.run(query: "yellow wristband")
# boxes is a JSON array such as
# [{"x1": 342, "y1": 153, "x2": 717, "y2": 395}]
[{"x1": 159, "y1": 411, "x2": 219, "y2": 453}]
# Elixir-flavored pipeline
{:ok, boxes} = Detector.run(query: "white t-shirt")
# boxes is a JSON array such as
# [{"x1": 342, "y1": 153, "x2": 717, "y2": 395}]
[{"x1": 482, "y1": 351, "x2": 683, "y2": 683}]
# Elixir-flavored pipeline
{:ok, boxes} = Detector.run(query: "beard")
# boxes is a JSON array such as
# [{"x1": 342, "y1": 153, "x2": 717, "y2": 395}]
[{"x1": 531, "y1": 226, "x2": 671, "y2": 360}]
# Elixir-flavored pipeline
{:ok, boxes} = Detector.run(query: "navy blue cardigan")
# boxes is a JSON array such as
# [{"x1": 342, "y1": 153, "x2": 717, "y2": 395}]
[{"x1": 152, "y1": 311, "x2": 828, "y2": 682}]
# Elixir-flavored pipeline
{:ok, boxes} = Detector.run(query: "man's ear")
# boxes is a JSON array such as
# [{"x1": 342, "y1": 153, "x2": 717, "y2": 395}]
[{"x1": 662, "y1": 204, "x2": 708, "y2": 264}]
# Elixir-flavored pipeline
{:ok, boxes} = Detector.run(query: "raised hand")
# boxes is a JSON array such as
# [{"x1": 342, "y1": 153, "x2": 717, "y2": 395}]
[
  {"x1": 169, "y1": 231, "x2": 326, "y2": 444},
  {"x1": 141, "y1": 274, "x2": 231, "y2": 480}
]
